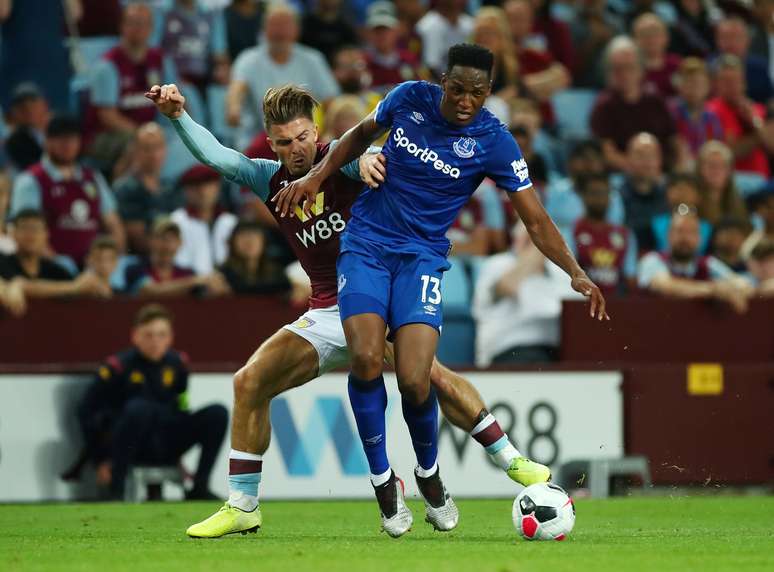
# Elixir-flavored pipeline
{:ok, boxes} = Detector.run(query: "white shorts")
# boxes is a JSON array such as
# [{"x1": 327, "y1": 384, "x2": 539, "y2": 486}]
[{"x1": 282, "y1": 305, "x2": 350, "y2": 374}]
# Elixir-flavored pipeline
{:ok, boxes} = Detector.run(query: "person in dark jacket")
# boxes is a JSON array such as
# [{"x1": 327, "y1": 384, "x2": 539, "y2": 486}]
[{"x1": 75, "y1": 303, "x2": 227, "y2": 500}]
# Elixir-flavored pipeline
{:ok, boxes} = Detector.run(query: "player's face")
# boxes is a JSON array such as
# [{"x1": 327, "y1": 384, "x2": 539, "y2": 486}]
[
  {"x1": 268, "y1": 117, "x2": 319, "y2": 177},
  {"x1": 46, "y1": 134, "x2": 81, "y2": 166},
  {"x1": 669, "y1": 215, "x2": 701, "y2": 261},
  {"x1": 582, "y1": 181, "x2": 610, "y2": 220},
  {"x1": 132, "y1": 318, "x2": 173, "y2": 362},
  {"x1": 440, "y1": 66, "x2": 491, "y2": 126},
  {"x1": 88, "y1": 248, "x2": 119, "y2": 281},
  {"x1": 12, "y1": 218, "x2": 47, "y2": 257}
]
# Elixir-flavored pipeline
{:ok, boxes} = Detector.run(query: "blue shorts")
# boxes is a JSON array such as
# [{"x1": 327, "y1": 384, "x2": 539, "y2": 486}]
[{"x1": 337, "y1": 234, "x2": 450, "y2": 336}]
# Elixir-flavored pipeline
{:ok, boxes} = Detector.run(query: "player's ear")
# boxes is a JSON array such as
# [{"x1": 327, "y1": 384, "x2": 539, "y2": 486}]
[
  {"x1": 267, "y1": 136, "x2": 276, "y2": 153},
  {"x1": 312, "y1": 124, "x2": 319, "y2": 142}
]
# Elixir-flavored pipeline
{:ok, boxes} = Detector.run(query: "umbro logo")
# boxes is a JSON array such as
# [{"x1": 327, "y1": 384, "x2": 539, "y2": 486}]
[
  {"x1": 365, "y1": 434, "x2": 383, "y2": 445},
  {"x1": 411, "y1": 111, "x2": 425, "y2": 124},
  {"x1": 423, "y1": 304, "x2": 437, "y2": 315}
]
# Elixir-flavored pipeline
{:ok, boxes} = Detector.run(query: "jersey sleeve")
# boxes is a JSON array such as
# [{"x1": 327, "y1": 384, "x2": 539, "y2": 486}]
[
  {"x1": 90, "y1": 61, "x2": 120, "y2": 107},
  {"x1": 9, "y1": 172, "x2": 42, "y2": 216},
  {"x1": 637, "y1": 252, "x2": 669, "y2": 289},
  {"x1": 486, "y1": 131, "x2": 533, "y2": 193},
  {"x1": 94, "y1": 172, "x2": 117, "y2": 215},
  {"x1": 374, "y1": 81, "x2": 418, "y2": 128}
]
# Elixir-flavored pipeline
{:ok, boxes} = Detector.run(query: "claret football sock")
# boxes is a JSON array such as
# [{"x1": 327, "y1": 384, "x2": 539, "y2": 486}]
[
  {"x1": 227, "y1": 449, "x2": 261, "y2": 512},
  {"x1": 470, "y1": 410, "x2": 521, "y2": 471},
  {"x1": 347, "y1": 373, "x2": 391, "y2": 478},
  {"x1": 401, "y1": 387, "x2": 439, "y2": 471}
]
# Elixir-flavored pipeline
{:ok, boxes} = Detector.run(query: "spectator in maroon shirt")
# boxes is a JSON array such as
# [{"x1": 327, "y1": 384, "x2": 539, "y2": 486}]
[
  {"x1": 124, "y1": 218, "x2": 227, "y2": 297},
  {"x1": 529, "y1": 0, "x2": 576, "y2": 75},
  {"x1": 590, "y1": 35, "x2": 677, "y2": 172},
  {"x1": 633, "y1": 12, "x2": 681, "y2": 98},
  {"x1": 364, "y1": 1, "x2": 427, "y2": 94},
  {"x1": 670, "y1": 57, "x2": 724, "y2": 170}
]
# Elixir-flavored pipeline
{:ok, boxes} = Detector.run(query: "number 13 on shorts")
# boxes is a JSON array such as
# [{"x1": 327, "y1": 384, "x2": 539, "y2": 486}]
[{"x1": 420, "y1": 274, "x2": 442, "y2": 305}]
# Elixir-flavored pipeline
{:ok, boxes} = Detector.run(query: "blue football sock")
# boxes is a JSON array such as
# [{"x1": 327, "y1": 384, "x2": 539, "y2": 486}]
[
  {"x1": 402, "y1": 387, "x2": 439, "y2": 471},
  {"x1": 347, "y1": 373, "x2": 390, "y2": 477}
]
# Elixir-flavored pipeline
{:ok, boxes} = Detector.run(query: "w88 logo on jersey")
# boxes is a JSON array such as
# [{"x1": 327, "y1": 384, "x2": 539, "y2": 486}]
[{"x1": 295, "y1": 212, "x2": 346, "y2": 247}]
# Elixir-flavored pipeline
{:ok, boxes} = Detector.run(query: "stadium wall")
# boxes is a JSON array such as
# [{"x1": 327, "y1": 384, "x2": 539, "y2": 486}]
[{"x1": 0, "y1": 372, "x2": 623, "y2": 502}]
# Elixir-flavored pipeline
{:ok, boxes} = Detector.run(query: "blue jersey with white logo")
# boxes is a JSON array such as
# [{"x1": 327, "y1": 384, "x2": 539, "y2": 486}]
[{"x1": 344, "y1": 81, "x2": 532, "y2": 255}]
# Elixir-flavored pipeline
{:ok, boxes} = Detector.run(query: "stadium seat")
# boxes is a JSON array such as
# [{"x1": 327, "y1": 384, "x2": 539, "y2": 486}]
[
  {"x1": 550, "y1": 89, "x2": 599, "y2": 140},
  {"x1": 441, "y1": 257, "x2": 471, "y2": 317},
  {"x1": 734, "y1": 172, "x2": 767, "y2": 198}
]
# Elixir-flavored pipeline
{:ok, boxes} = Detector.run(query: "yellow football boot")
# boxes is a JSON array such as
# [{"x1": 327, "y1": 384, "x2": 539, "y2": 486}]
[
  {"x1": 507, "y1": 457, "x2": 552, "y2": 486},
  {"x1": 186, "y1": 503, "x2": 262, "y2": 538}
]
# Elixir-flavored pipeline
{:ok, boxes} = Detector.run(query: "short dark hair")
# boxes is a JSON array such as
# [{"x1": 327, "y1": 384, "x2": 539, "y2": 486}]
[
  {"x1": 134, "y1": 303, "x2": 173, "y2": 327},
  {"x1": 446, "y1": 43, "x2": 494, "y2": 76},
  {"x1": 751, "y1": 239, "x2": 774, "y2": 261},
  {"x1": 569, "y1": 140, "x2": 602, "y2": 161},
  {"x1": 577, "y1": 173, "x2": 610, "y2": 194},
  {"x1": 262, "y1": 84, "x2": 319, "y2": 131},
  {"x1": 714, "y1": 216, "x2": 750, "y2": 235},
  {"x1": 12, "y1": 209, "x2": 45, "y2": 224},
  {"x1": 89, "y1": 235, "x2": 119, "y2": 254}
]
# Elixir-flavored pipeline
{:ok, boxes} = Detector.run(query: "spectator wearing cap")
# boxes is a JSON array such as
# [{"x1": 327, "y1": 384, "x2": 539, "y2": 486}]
[
  {"x1": 115, "y1": 123, "x2": 182, "y2": 256},
  {"x1": 651, "y1": 175, "x2": 712, "y2": 255},
  {"x1": 706, "y1": 55, "x2": 774, "y2": 179},
  {"x1": 161, "y1": 0, "x2": 230, "y2": 96},
  {"x1": 695, "y1": 140, "x2": 749, "y2": 226},
  {"x1": 415, "y1": 0, "x2": 474, "y2": 78},
  {"x1": 219, "y1": 221, "x2": 290, "y2": 295},
  {"x1": 741, "y1": 186, "x2": 774, "y2": 259},
  {"x1": 226, "y1": 2, "x2": 338, "y2": 144},
  {"x1": 633, "y1": 12, "x2": 681, "y2": 98},
  {"x1": 638, "y1": 209, "x2": 752, "y2": 313},
  {"x1": 714, "y1": 16, "x2": 773, "y2": 104},
  {"x1": 618, "y1": 133, "x2": 670, "y2": 254},
  {"x1": 711, "y1": 217, "x2": 752, "y2": 275},
  {"x1": 570, "y1": 173, "x2": 637, "y2": 297},
  {"x1": 124, "y1": 218, "x2": 227, "y2": 297},
  {"x1": 590, "y1": 36, "x2": 677, "y2": 172},
  {"x1": 364, "y1": 1, "x2": 427, "y2": 93},
  {"x1": 10, "y1": 115, "x2": 125, "y2": 267},
  {"x1": 170, "y1": 165, "x2": 237, "y2": 275},
  {"x1": 86, "y1": 3, "x2": 177, "y2": 168},
  {"x1": 3, "y1": 83, "x2": 49, "y2": 171},
  {"x1": 0, "y1": 209, "x2": 111, "y2": 314},
  {"x1": 300, "y1": 0, "x2": 358, "y2": 64},
  {"x1": 669, "y1": 58, "x2": 723, "y2": 169}
]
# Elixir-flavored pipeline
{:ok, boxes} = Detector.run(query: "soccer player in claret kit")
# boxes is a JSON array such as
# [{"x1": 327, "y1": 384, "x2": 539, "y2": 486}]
[
  {"x1": 274, "y1": 44, "x2": 609, "y2": 536},
  {"x1": 147, "y1": 82, "x2": 551, "y2": 538}
]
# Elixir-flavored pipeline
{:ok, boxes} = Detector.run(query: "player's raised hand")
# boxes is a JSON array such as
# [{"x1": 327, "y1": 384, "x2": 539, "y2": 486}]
[
  {"x1": 272, "y1": 173, "x2": 322, "y2": 218},
  {"x1": 145, "y1": 84, "x2": 186, "y2": 119},
  {"x1": 571, "y1": 273, "x2": 610, "y2": 321},
  {"x1": 359, "y1": 153, "x2": 386, "y2": 189}
]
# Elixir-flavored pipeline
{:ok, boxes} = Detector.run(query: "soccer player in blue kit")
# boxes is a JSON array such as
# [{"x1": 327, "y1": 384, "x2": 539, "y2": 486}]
[{"x1": 275, "y1": 44, "x2": 609, "y2": 537}]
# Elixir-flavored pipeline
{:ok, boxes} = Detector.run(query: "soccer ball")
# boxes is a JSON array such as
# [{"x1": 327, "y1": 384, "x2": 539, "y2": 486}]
[{"x1": 512, "y1": 483, "x2": 576, "y2": 541}]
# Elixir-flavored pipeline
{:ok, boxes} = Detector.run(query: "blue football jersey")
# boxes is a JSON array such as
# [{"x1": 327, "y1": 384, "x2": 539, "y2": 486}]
[{"x1": 345, "y1": 81, "x2": 532, "y2": 255}]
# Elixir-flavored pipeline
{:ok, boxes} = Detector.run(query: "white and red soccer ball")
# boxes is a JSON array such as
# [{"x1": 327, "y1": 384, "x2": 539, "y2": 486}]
[{"x1": 512, "y1": 483, "x2": 576, "y2": 541}]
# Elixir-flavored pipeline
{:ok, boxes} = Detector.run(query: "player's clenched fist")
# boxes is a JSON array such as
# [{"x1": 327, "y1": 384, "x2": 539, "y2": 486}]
[{"x1": 145, "y1": 84, "x2": 186, "y2": 119}]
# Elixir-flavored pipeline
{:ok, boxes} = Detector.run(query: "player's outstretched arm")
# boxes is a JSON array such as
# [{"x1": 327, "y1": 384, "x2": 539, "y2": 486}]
[
  {"x1": 272, "y1": 110, "x2": 387, "y2": 217},
  {"x1": 145, "y1": 84, "x2": 243, "y2": 180},
  {"x1": 509, "y1": 188, "x2": 609, "y2": 321}
]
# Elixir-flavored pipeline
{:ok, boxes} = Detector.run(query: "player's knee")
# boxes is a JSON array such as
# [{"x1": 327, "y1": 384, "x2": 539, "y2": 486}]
[
  {"x1": 350, "y1": 347, "x2": 384, "y2": 380},
  {"x1": 233, "y1": 364, "x2": 263, "y2": 404},
  {"x1": 398, "y1": 374, "x2": 431, "y2": 406}
]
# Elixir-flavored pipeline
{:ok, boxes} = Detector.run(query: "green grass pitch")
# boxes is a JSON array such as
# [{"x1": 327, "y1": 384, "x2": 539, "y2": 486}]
[{"x1": 1, "y1": 497, "x2": 773, "y2": 572}]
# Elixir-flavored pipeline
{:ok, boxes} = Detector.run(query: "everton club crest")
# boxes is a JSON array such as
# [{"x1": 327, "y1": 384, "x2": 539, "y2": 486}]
[{"x1": 453, "y1": 136, "x2": 476, "y2": 158}]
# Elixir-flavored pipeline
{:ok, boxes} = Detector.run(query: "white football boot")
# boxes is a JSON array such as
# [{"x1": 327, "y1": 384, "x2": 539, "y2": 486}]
[
  {"x1": 373, "y1": 472, "x2": 413, "y2": 538},
  {"x1": 415, "y1": 466, "x2": 459, "y2": 532}
]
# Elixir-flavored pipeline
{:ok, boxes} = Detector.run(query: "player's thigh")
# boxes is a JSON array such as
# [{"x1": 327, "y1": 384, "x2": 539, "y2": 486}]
[
  {"x1": 387, "y1": 251, "x2": 450, "y2": 337},
  {"x1": 237, "y1": 328, "x2": 320, "y2": 400},
  {"x1": 337, "y1": 248, "x2": 392, "y2": 327},
  {"x1": 283, "y1": 306, "x2": 352, "y2": 376}
]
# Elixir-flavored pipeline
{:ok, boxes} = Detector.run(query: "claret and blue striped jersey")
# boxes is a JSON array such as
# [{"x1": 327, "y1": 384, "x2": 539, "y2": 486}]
[{"x1": 345, "y1": 80, "x2": 533, "y2": 255}]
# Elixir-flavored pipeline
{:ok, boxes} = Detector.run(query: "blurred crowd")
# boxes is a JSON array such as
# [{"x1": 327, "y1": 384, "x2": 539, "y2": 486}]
[{"x1": 2, "y1": 0, "x2": 774, "y2": 364}]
